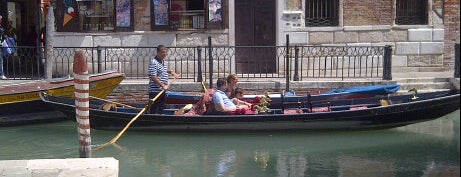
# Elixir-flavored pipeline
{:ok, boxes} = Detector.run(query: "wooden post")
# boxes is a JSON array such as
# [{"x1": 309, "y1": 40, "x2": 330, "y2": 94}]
[{"x1": 73, "y1": 50, "x2": 92, "y2": 158}]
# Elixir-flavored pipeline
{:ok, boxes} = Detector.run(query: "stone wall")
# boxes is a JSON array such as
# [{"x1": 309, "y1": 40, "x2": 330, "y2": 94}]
[
  {"x1": 343, "y1": 0, "x2": 393, "y2": 26},
  {"x1": 282, "y1": 0, "x2": 453, "y2": 72}
]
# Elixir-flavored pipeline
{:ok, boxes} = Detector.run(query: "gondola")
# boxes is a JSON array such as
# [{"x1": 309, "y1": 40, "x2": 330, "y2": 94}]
[
  {"x1": 0, "y1": 70, "x2": 125, "y2": 126},
  {"x1": 40, "y1": 89, "x2": 460, "y2": 132}
]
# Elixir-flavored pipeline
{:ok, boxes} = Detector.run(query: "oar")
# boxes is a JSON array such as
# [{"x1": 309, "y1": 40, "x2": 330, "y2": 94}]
[
  {"x1": 92, "y1": 90, "x2": 164, "y2": 151},
  {"x1": 93, "y1": 78, "x2": 178, "y2": 151},
  {"x1": 201, "y1": 81, "x2": 208, "y2": 92},
  {"x1": 89, "y1": 96, "x2": 139, "y2": 110}
]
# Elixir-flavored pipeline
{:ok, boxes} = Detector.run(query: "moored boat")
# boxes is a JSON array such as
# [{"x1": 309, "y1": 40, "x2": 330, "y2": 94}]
[
  {"x1": 40, "y1": 89, "x2": 460, "y2": 132},
  {"x1": 0, "y1": 70, "x2": 125, "y2": 126}
]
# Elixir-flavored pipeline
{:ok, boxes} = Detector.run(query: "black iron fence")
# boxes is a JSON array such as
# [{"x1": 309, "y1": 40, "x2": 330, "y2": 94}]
[
  {"x1": 455, "y1": 43, "x2": 460, "y2": 78},
  {"x1": 1, "y1": 46, "x2": 44, "y2": 79},
  {"x1": 2, "y1": 37, "x2": 394, "y2": 82}
]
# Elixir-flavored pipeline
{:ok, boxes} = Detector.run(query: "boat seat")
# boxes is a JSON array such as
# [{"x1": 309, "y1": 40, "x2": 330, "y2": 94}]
[
  {"x1": 380, "y1": 99, "x2": 391, "y2": 106},
  {"x1": 100, "y1": 103, "x2": 117, "y2": 111}
]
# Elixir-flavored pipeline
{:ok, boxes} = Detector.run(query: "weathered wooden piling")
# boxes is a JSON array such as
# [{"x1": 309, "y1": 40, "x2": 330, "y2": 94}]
[{"x1": 73, "y1": 50, "x2": 92, "y2": 158}]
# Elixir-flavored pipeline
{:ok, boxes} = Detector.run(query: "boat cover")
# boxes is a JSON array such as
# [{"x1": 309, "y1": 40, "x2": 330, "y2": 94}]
[{"x1": 323, "y1": 84, "x2": 401, "y2": 95}]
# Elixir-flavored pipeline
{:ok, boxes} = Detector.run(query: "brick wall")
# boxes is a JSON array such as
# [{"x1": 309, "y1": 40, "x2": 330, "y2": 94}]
[
  {"x1": 443, "y1": 0, "x2": 460, "y2": 67},
  {"x1": 343, "y1": 0, "x2": 392, "y2": 26}
]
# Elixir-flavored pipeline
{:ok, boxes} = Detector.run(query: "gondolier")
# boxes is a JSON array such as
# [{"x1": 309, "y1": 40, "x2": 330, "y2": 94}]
[{"x1": 148, "y1": 45, "x2": 180, "y2": 114}]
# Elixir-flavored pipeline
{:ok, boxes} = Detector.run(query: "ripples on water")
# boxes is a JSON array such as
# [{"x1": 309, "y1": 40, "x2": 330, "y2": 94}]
[{"x1": 0, "y1": 110, "x2": 459, "y2": 177}]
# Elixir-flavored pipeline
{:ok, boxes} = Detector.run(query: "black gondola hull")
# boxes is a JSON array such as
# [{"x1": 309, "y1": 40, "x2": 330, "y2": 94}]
[{"x1": 41, "y1": 90, "x2": 460, "y2": 132}]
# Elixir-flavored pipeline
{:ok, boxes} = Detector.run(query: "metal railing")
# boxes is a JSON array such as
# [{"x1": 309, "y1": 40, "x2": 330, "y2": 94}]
[
  {"x1": 455, "y1": 43, "x2": 460, "y2": 78},
  {"x1": 1, "y1": 46, "x2": 44, "y2": 79},
  {"x1": 2, "y1": 36, "x2": 393, "y2": 82}
]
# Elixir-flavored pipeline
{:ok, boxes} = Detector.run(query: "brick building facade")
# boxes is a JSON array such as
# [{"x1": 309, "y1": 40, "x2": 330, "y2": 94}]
[
  {"x1": 43, "y1": 0, "x2": 460, "y2": 75},
  {"x1": 281, "y1": 0, "x2": 458, "y2": 71}
]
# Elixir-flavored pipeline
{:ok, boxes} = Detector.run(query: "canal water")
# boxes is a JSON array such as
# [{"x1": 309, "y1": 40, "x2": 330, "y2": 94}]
[{"x1": 1, "y1": 110, "x2": 459, "y2": 177}]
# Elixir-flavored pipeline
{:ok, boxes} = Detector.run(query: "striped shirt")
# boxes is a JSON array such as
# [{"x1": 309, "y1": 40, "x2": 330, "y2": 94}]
[{"x1": 148, "y1": 56, "x2": 169, "y2": 93}]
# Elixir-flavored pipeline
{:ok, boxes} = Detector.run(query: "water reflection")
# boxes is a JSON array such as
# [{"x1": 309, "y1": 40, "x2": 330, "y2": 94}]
[
  {"x1": 276, "y1": 152, "x2": 308, "y2": 177},
  {"x1": 217, "y1": 150, "x2": 236, "y2": 177},
  {"x1": 0, "y1": 111, "x2": 459, "y2": 177}
]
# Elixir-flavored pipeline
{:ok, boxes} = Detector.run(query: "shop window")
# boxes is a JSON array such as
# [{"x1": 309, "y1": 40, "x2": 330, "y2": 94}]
[
  {"x1": 56, "y1": 0, "x2": 134, "y2": 32},
  {"x1": 152, "y1": 0, "x2": 224, "y2": 30},
  {"x1": 305, "y1": 0, "x2": 339, "y2": 27},
  {"x1": 395, "y1": 0, "x2": 428, "y2": 25}
]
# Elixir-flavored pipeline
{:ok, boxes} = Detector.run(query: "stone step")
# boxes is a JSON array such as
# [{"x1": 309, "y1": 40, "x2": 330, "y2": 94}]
[
  {"x1": 397, "y1": 89, "x2": 450, "y2": 94},
  {"x1": 398, "y1": 82, "x2": 452, "y2": 91},
  {"x1": 394, "y1": 77, "x2": 450, "y2": 83},
  {"x1": 392, "y1": 66, "x2": 449, "y2": 73}
]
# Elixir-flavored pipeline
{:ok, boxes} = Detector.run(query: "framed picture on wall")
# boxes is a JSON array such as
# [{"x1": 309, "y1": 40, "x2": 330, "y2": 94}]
[
  {"x1": 208, "y1": 0, "x2": 222, "y2": 22},
  {"x1": 116, "y1": 0, "x2": 134, "y2": 31},
  {"x1": 153, "y1": 0, "x2": 169, "y2": 26}
]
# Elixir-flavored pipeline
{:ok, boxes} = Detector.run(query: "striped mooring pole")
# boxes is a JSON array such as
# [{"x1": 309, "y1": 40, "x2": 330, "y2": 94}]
[{"x1": 73, "y1": 50, "x2": 92, "y2": 158}]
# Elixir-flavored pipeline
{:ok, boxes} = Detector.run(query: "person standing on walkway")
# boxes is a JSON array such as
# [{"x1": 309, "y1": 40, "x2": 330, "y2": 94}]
[
  {"x1": 148, "y1": 45, "x2": 180, "y2": 114},
  {"x1": 0, "y1": 15, "x2": 7, "y2": 79}
]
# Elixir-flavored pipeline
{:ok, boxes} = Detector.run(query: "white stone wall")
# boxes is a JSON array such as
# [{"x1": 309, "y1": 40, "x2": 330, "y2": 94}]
[
  {"x1": 283, "y1": 27, "x2": 445, "y2": 70},
  {"x1": 279, "y1": 0, "x2": 447, "y2": 71}
]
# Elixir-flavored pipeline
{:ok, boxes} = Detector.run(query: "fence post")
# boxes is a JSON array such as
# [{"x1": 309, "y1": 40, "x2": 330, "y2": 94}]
[
  {"x1": 285, "y1": 34, "x2": 290, "y2": 91},
  {"x1": 455, "y1": 43, "x2": 460, "y2": 78},
  {"x1": 383, "y1": 45, "x2": 392, "y2": 80},
  {"x1": 73, "y1": 50, "x2": 92, "y2": 158},
  {"x1": 208, "y1": 36, "x2": 213, "y2": 88},
  {"x1": 97, "y1": 46, "x2": 102, "y2": 73},
  {"x1": 294, "y1": 46, "x2": 300, "y2": 81},
  {"x1": 197, "y1": 46, "x2": 203, "y2": 82}
]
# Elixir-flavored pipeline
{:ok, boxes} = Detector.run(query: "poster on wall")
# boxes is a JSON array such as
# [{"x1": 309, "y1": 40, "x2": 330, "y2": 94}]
[
  {"x1": 62, "y1": 0, "x2": 77, "y2": 27},
  {"x1": 153, "y1": 0, "x2": 169, "y2": 25},
  {"x1": 116, "y1": 0, "x2": 131, "y2": 27},
  {"x1": 209, "y1": 0, "x2": 222, "y2": 22},
  {"x1": 57, "y1": 0, "x2": 79, "y2": 32}
]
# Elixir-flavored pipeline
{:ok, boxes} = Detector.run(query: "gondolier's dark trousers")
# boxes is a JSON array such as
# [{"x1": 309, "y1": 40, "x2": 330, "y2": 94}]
[{"x1": 149, "y1": 91, "x2": 166, "y2": 114}]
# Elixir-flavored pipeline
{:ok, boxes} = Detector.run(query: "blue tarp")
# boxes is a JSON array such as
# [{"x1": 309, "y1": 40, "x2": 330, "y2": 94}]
[{"x1": 323, "y1": 84, "x2": 401, "y2": 95}]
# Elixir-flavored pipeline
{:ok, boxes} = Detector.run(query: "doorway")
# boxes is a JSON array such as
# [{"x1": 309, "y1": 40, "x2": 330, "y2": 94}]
[
  {"x1": 2, "y1": 0, "x2": 42, "y2": 77},
  {"x1": 235, "y1": 0, "x2": 276, "y2": 73},
  {"x1": 6, "y1": 0, "x2": 40, "y2": 47}
]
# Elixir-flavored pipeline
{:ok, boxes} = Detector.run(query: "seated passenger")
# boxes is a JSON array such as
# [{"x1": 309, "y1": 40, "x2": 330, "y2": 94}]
[
  {"x1": 232, "y1": 87, "x2": 252, "y2": 109},
  {"x1": 226, "y1": 74, "x2": 239, "y2": 99},
  {"x1": 212, "y1": 78, "x2": 236, "y2": 114}
]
